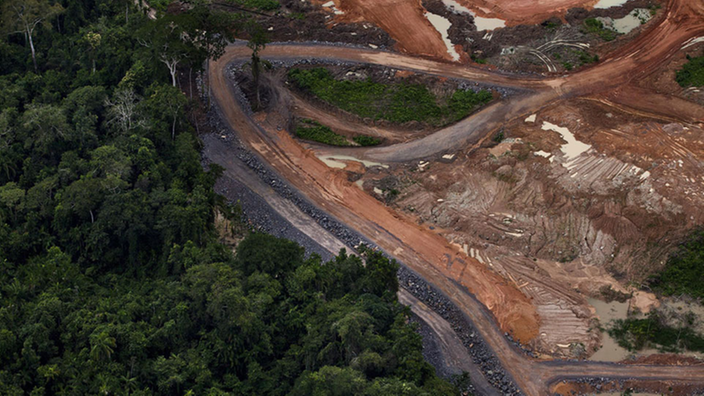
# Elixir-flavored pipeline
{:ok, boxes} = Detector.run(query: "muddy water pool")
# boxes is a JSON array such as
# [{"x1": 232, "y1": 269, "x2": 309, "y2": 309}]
[
  {"x1": 588, "y1": 298, "x2": 635, "y2": 362},
  {"x1": 440, "y1": 0, "x2": 506, "y2": 31},
  {"x1": 588, "y1": 297, "x2": 704, "y2": 362},
  {"x1": 593, "y1": 0, "x2": 629, "y2": 9}
]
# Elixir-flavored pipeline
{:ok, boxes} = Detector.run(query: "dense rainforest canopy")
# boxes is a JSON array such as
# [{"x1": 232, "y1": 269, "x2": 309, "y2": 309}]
[{"x1": 0, "y1": 0, "x2": 459, "y2": 394}]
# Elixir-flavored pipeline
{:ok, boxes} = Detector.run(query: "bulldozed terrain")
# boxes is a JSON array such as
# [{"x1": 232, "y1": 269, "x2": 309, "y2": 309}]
[
  {"x1": 367, "y1": 97, "x2": 704, "y2": 356},
  {"x1": 205, "y1": 0, "x2": 704, "y2": 394}
]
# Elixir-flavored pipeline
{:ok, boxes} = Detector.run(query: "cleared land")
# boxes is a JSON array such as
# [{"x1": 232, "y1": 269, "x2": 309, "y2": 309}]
[{"x1": 206, "y1": 0, "x2": 704, "y2": 394}]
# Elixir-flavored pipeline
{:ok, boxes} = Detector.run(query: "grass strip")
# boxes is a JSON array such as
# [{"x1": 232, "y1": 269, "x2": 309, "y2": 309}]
[
  {"x1": 288, "y1": 68, "x2": 492, "y2": 126},
  {"x1": 295, "y1": 119, "x2": 350, "y2": 146},
  {"x1": 353, "y1": 135, "x2": 382, "y2": 146}
]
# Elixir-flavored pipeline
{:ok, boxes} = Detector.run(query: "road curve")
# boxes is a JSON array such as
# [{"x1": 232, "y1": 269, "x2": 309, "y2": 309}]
[
  {"x1": 206, "y1": 0, "x2": 704, "y2": 394},
  {"x1": 254, "y1": 0, "x2": 704, "y2": 163}
]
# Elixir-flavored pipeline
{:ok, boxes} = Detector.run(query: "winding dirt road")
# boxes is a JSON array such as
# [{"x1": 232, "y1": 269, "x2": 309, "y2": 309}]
[{"x1": 206, "y1": 0, "x2": 704, "y2": 394}]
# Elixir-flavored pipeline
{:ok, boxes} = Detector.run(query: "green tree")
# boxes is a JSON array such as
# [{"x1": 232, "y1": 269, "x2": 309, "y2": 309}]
[
  {"x1": 333, "y1": 310, "x2": 374, "y2": 363},
  {"x1": 0, "y1": 109, "x2": 20, "y2": 182},
  {"x1": 291, "y1": 366, "x2": 369, "y2": 396},
  {"x1": 82, "y1": 31, "x2": 102, "y2": 74},
  {"x1": 137, "y1": 14, "x2": 202, "y2": 87},
  {"x1": 0, "y1": 182, "x2": 25, "y2": 224},
  {"x1": 2, "y1": 0, "x2": 64, "y2": 71},
  {"x1": 56, "y1": 177, "x2": 104, "y2": 224},
  {"x1": 21, "y1": 104, "x2": 69, "y2": 157},
  {"x1": 187, "y1": 4, "x2": 238, "y2": 100},
  {"x1": 90, "y1": 331, "x2": 117, "y2": 363},
  {"x1": 146, "y1": 84, "x2": 189, "y2": 140}
]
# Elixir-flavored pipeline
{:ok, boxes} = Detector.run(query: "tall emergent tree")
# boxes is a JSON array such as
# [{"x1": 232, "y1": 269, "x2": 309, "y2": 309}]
[
  {"x1": 138, "y1": 16, "x2": 193, "y2": 87},
  {"x1": 187, "y1": 3, "x2": 238, "y2": 100},
  {"x1": 137, "y1": 5, "x2": 234, "y2": 90},
  {"x1": 82, "y1": 31, "x2": 102, "y2": 74},
  {"x1": 247, "y1": 21, "x2": 268, "y2": 110},
  {"x1": 2, "y1": 0, "x2": 64, "y2": 71}
]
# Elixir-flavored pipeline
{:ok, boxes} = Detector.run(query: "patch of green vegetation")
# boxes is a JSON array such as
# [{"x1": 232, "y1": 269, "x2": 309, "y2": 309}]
[
  {"x1": 295, "y1": 119, "x2": 350, "y2": 146},
  {"x1": 583, "y1": 18, "x2": 619, "y2": 41},
  {"x1": 636, "y1": 11, "x2": 649, "y2": 25},
  {"x1": 650, "y1": 229, "x2": 704, "y2": 298},
  {"x1": 472, "y1": 56, "x2": 488, "y2": 64},
  {"x1": 563, "y1": 61, "x2": 573, "y2": 71},
  {"x1": 553, "y1": 52, "x2": 562, "y2": 60},
  {"x1": 608, "y1": 311, "x2": 704, "y2": 353},
  {"x1": 232, "y1": 0, "x2": 280, "y2": 11},
  {"x1": 578, "y1": 51, "x2": 599, "y2": 65},
  {"x1": 288, "y1": 68, "x2": 492, "y2": 126},
  {"x1": 149, "y1": 0, "x2": 172, "y2": 11},
  {"x1": 294, "y1": 119, "x2": 381, "y2": 147},
  {"x1": 675, "y1": 54, "x2": 704, "y2": 88},
  {"x1": 385, "y1": 188, "x2": 400, "y2": 203},
  {"x1": 492, "y1": 130, "x2": 504, "y2": 142},
  {"x1": 650, "y1": 3, "x2": 661, "y2": 16},
  {"x1": 353, "y1": 135, "x2": 382, "y2": 146},
  {"x1": 289, "y1": 12, "x2": 306, "y2": 20},
  {"x1": 450, "y1": 88, "x2": 493, "y2": 116}
]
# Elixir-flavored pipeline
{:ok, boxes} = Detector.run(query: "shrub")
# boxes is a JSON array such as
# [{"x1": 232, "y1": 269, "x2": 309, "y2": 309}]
[
  {"x1": 676, "y1": 54, "x2": 704, "y2": 87},
  {"x1": 353, "y1": 135, "x2": 382, "y2": 146},
  {"x1": 471, "y1": 55, "x2": 488, "y2": 64},
  {"x1": 449, "y1": 89, "x2": 493, "y2": 121},
  {"x1": 295, "y1": 119, "x2": 350, "y2": 146},
  {"x1": 583, "y1": 18, "x2": 618, "y2": 41},
  {"x1": 578, "y1": 51, "x2": 599, "y2": 65},
  {"x1": 543, "y1": 21, "x2": 559, "y2": 30}
]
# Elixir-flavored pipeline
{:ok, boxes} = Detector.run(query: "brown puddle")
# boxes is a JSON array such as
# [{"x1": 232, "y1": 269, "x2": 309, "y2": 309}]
[{"x1": 589, "y1": 297, "x2": 704, "y2": 362}]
